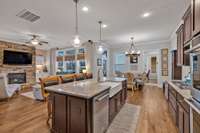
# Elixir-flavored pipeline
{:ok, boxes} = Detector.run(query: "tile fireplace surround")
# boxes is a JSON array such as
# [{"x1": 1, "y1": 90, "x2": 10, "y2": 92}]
[{"x1": 0, "y1": 41, "x2": 36, "y2": 84}]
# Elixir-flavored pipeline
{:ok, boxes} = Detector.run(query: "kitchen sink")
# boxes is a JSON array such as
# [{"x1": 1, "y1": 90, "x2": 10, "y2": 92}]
[
  {"x1": 172, "y1": 81, "x2": 192, "y2": 90},
  {"x1": 99, "y1": 81, "x2": 122, "y2": 97}
]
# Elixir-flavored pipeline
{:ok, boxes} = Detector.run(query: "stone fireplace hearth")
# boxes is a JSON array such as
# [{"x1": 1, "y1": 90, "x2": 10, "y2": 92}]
[{"x1": 7, "y1": 73, "x2": 26, "y2": 84}]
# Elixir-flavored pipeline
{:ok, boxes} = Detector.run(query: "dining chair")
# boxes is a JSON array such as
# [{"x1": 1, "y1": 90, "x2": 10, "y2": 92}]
[
  {"x1": 60, "y1": 74, "x2": 75, "y2": 83},
  {"x1": 124, "y1": 72, "x2": 135, "y2": 92},
  {"x1": 39, "y1": 76, "x2": 60, "y2": 126}
]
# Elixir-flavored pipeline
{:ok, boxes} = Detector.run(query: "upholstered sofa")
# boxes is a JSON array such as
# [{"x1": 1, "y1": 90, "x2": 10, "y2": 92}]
[{"x1": 0, "y1": 74, "x2": 21, "y2": 100}]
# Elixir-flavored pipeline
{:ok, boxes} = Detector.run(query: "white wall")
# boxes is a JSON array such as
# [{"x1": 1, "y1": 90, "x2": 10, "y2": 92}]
[{"x1": 84, "y1": 42, "x2": 111, "y2": 80}]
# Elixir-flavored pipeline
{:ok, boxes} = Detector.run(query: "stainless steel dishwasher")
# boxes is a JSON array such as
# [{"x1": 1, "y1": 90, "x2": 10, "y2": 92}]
[{"x1": 93, "y1": 90, "x2": 109, "y2": 133}]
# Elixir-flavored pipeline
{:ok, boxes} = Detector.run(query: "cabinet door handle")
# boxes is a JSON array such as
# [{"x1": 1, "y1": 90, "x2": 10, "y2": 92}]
[{"x1": 96, "y1": 94, "x2": 109, "y2": 102}]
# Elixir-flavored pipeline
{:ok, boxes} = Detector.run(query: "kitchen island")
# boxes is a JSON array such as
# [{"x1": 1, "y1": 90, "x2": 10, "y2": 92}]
[{"x1": 45, "y1": 78, "x2": 127, "y2": 133}]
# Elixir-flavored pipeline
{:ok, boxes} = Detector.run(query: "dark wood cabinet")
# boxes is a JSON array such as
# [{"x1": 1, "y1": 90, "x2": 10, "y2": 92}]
[
  {"x1": 51, "y1": 80, "x2": 128, "y2": 133},
  {"x1": 178, "y1": 103, "x2": 184, "y2": 133},
  {"x1": 178, "y1": 103, "x2": 190, "y2": 133},
  {"x1": 52, "y1": 93, "x2": 67, "y2": 133},
  {"x1": 109, "y1": 95, "x2": 116, "y2": 122},
  {"x1": 177, "y1": 93, "x2": 190, "y2": 133},
  {"x1": 169, "y1": 100, "x2": 177, "y2": 125},
  {"x1": 176, "y1": 25, "x2": 184, "y2": 66},
  {"x1": 167, "y1": 83, "x2": 190, "y2": 133},
  {"x1": 182, "y1": 6, "x2": 192, "y2": 66},
  {"x1": 67, "y1": 96, "x2": 87, "y2": 133},
  {"x1": 52, "y1": 94, "x2": 90, "y2": 133},
  {"x1": 192, "y1": 0, "x2": 200, "y2": 36},
  {"x1": 172, "y1": 50, "x2": 182, "y2": 80},
  {"x1": 184, "y1": 110, "x2": 190, "y2": 133},
  {"x1": 193, "y1": 109, "x2": 200, "y2": 133},
  {"x1": 109, "y1": 80, "x2": 127, "y2": 123},
  {"x1": 109, "y1": 91, "x2": 122, "y2": 122},
  {"x1": 168, "y1": 84, "x2": 178, "y2": 125},
  {"x1": 183, "y1": 6, "x2": 192, "y2": 44}
]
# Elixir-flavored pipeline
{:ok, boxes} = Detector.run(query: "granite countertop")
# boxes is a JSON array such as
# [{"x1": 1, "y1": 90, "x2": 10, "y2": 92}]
[
  {"x1": 167, "y1": 80, "x2": 192, "y2": 99},
  {"x1": 45, "y1": 79, "x2": 113, "y2": 99},
  {"x1": 167, "y1": 80, "x2": 200, "y2": 114},
  {"x1": 101, "y1": 77, "x2": 127, "y2": 82}
]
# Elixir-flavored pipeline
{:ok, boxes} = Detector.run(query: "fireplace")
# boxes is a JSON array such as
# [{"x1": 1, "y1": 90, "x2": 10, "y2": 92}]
[{"x1": 7, "y1": 73, "x2": 26, "y2": 84}]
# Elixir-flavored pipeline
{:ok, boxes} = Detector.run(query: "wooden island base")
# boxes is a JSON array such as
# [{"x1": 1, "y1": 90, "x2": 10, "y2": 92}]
[{"x1": 46, "y1": 79, "x2": 127, "y2": 133}]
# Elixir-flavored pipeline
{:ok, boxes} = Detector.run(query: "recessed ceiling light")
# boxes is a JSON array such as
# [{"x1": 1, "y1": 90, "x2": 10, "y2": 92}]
[
  {"x1": 102, "y1": 24, "x2": 107, "y2": 28},
  {"x1": 82, "y1": 6, "x2": 89, "y2": 12},
  {"x1": 142, "y1": 12, "x2": 151, "y2": 18}
]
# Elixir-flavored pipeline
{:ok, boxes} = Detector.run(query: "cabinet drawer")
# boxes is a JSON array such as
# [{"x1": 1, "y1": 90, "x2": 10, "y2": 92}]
[
  {"x1": 169, "y1": 87, "x2": 177, "y2": 97},
  {"x1": 169, "y1": 102, "x2": 177, "y2": 125},
  {"x1": 193, "y1": 109, "x2": 200, "y2": 122},
  {"x1": 193, "y1": 109, "x2": 200, "y2": 133},
  {"x1": 169, "y1": 92, "x2": 177, "y2": 110},
  {"x1": 177, "y1": 93, "x2": 190, "y2": 113}
]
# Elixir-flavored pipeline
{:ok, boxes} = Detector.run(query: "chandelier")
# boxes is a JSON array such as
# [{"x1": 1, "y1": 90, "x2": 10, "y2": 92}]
[{"x1": 125, "y1": 37, "x2": 140, "y2": 57}]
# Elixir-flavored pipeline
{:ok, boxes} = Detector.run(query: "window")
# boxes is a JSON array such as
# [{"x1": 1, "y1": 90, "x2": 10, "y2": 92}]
[
  {"x1": 114, "y1": 53, "x2": 127, "y2": 72},
  {"x1": 77, "y1": 48, "x2": 86, "y2": 73},
  {"x1": 115, "y1": 53, "x2": 126, "y2": 65},
  {"x1": 65, "y1": 49, "x2": 76, "y2": 74},
  {"x1": 56, "y1": 48, "x2": 86, "y2": 75}
]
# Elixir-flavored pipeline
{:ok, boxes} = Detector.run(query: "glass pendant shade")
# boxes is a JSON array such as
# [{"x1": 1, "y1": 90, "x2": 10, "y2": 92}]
[
  {"x1": 73, "y1": 35, "x2": 81, "y2": 48},
  {"x1": 98, "y1": 45, "x2": 103, "y2": 53}
]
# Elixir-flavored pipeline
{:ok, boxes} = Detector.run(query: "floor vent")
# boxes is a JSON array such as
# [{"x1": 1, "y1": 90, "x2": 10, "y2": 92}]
[{"x1": 16, "y1": 9, "x2": 40, "y2": 22}]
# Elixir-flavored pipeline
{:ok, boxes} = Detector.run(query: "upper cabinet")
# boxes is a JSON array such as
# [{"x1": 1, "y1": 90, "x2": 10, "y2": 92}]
[
  {"x1": 183, "y1": 6, "x2": 192, "y2": 44},
  {"x1": 183, "y1": 6, "x2": 192, "y2": 66},
  {"x1": 192, "y1": 0, "x2": 200, "y2": 37},
  {"x1": 176, "y1": 25, "x2": 184, "y2": 66},
  {"x1": 176, "y1": 5, "x2": 192, "y2": 66}
]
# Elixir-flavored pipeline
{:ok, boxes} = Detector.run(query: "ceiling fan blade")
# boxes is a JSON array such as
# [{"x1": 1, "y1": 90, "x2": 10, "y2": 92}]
[
  {"x1": 38, "y1": 43, "x2": 43, "y2": 46},
  {"x1": 28, "y1": 34, "x2": 39, "y2": 37},
  {"x1": 40, "y1": 41, "x2": 48, "y2": 44}
]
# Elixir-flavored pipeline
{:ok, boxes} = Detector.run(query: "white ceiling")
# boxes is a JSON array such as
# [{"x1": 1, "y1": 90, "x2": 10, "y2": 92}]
[{"x1": 0, "y1": 0, "x2": 189, "y2": 49}]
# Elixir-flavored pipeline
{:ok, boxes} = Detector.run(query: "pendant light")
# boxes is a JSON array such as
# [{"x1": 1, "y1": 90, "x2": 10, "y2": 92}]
[
  {"x1": 72, "y1": 0, "x2": 81, "y2": 47},
  {"x1": 98, "y1": 21, "x2": 103, "y2": 53},
  {"x1": 125, "y1": 37, "x2": 141, "y2": 57}
]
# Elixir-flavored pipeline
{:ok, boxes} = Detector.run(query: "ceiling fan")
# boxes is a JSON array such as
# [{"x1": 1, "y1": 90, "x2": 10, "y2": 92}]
[{"x1": 25, "y1": 34, "x2": 48, "y2": 46}]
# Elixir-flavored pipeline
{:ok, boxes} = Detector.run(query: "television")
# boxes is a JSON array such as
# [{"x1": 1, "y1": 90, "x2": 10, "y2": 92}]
[{"x1": 3, "y1": 50, "x2": 32, "y2": 65}]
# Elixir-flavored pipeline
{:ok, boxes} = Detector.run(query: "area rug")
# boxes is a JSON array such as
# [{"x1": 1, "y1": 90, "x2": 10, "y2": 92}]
[
  {"x1": 20, "y1": 91, "x2": 35, "y2": 100},
  {"x1": 106, "y1": 103, "x2": 141, "y2": 133}
]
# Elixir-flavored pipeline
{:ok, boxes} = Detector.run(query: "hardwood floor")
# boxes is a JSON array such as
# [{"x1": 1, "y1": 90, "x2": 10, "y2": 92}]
[
  {"x1": 0, "y1": 85, "x2": 177, "y2": 133},
  {"x1": 127, "y1": 85, "x2": 178, "y2": 133},
  {"x1": 0, "y1": 96, "x2": 49, "y2": 133}
]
